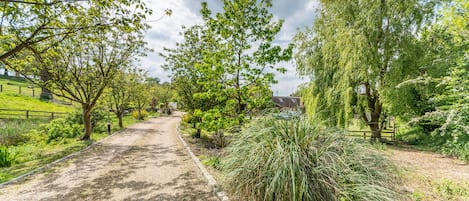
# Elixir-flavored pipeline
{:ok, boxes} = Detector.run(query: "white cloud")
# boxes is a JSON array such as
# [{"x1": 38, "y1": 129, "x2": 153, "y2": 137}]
[{"x1": 140, "y1": 0, "x2": 318, "y2": 95}]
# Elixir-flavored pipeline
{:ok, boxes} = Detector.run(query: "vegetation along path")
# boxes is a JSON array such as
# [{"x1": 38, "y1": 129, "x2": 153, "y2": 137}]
[
  {"x1": 0, "y1": 112, "x2": 218, "y2": 201},
  {"x1": 389, "y1": 147, "x2": 469, "y2": 200}
]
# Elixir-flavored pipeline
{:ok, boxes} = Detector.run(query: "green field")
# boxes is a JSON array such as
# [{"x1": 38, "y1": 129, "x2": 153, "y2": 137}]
[{"x1": 0, "y1": 75, "x2": 73, "y2": 104}]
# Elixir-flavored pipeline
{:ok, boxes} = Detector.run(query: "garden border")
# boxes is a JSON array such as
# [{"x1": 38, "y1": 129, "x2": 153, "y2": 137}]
[
  {"x1": 176, "y1": 123, "x2": 230, "y2": 201},
  {"x1": 0, "y1": 128, "x2": 127, "y2": 188}
]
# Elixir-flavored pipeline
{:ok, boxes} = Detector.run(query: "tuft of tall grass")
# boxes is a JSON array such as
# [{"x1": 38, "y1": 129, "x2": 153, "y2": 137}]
[
  {"x1": 0, "y1": 146, "x2": 16, "y2": 167},
  {"x1": 0, "y1": 119, "x2": 47, "y2": 146},
  {"x1": 222, "y1": 116, "x2": 400, "y2": 201}
]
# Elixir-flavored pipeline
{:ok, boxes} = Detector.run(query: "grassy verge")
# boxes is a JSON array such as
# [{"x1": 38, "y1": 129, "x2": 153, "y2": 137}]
[
  {"x1": 398, "y1": 168, "x2": 469, "y2": 201},
  {"x1": 0, "y1": 114, "x2": 148, "y2": 183}
]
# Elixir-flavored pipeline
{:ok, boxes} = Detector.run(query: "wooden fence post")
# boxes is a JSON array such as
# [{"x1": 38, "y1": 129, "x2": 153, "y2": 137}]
[
  {"x1": 26, "y1": 110, "x2": 29, "y2": 118},
  {"x1": 0, "y1": 84, "x2": 2, "y2": 92},
  {"x1": 32, "y1": 88, "x2": 35, "y2": 97},
  {"x1": 51, "y1": 112, "x2": 54, "y2": 119},
  {"x1": 363, "y1": 132, "x2": 366, "y2": 140},
  {"x1": 19, "y1": 86, "x2": 21, "y2": 94}
]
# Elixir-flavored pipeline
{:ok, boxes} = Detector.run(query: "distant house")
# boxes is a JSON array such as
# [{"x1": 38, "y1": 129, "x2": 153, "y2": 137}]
[{"x1": 272, "y1": 96, "x2": 304, "y2": 111}]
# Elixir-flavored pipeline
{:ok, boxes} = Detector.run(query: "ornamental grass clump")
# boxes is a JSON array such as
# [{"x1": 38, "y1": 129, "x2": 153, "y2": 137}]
[{"x1": 222, "y1": 117, "x2": 400, "y2": 201}]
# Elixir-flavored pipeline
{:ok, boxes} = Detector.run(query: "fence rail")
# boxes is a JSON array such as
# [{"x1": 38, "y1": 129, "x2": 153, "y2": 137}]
[
  {"x1": 346, "y1": 129, "x2": 396, "y2": 140},
  {"x1": 0, "y1": 108, "x2": 67, "y2": 120}
]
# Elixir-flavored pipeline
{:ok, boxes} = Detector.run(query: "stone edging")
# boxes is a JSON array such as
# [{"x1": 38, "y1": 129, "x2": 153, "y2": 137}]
[
  {"x1": 176, "y1": 124, "x2": 230, "y2": 201},
  {"x1": 0, "y1": 128, "x2": 127, "y2": 188}
]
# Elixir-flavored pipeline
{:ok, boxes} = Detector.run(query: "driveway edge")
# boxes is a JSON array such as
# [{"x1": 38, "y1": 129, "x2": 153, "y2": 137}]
[
  {"x1": 176, "y1": 124, "x2": 230, "y2": 201},
  {"x1": 0, "y1": 127, "x2": 128, "y2": 188}
]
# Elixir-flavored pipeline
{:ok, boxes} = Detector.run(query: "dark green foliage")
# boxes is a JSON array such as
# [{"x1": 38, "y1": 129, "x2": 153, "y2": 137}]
[
  {"x1": 223, "y1": 117, "x2": 399, "y2": 201},
  {"x1": 0, "y1": 146, "x2": 16, "y2": 167},
  {"x1": 396, "y1": 1, "x2": 469, "y2": 161}
]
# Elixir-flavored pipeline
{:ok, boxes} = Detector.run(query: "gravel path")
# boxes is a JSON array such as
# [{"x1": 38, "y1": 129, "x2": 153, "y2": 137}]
[
  {"x1": 389, "y1": 147, "x2": 469, "y2": 200},
  {"x1": 0, "y1": 113, "x2": 218, "y2": 201},
  {"x1": 389, "y1": 147, "x2": 469, "y2": 182}
]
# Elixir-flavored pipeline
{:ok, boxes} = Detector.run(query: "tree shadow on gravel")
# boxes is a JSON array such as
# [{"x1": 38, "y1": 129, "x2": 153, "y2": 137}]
[{"x1": 34, "y1": 142, "x2": 215, "y2": 201}]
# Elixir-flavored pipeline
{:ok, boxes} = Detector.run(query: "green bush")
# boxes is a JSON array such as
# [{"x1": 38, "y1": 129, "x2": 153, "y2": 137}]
[
  {"x1": 40, "y1": 119, "x2": 82, "y2": 143},
  {"x1": 223, "y1": 117, "x2": 399, "y2": 201},
  {"x1": 0, "y1": 146, "x2": 16, "y2": 167},
  {"x1": 66, "y1": 108, "x2": 107, "y2": 127}
]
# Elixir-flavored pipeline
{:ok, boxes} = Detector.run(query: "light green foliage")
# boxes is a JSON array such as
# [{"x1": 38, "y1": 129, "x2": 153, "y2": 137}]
[
  {"x1": 294, "y1": 0, "x2": 436, "y2": 140},
  {"x1": 223, "y1": 116, "x2": 399, "y2": 201},
  {"x1": 435, "y1": 180, "x2": 469, "y2": 200},
  {"x1": 163, "y1": 0, "x2": 291, "y2": 134},
  {"x1": 0, "y1": 146, "x2": 16, "y2": 167},
  {"x1": 40, "y1": 119, "x2": 82, "y2": 143},
  {"x1": 0, "y1": 119, "x2": 47, "y2": 146},
  {"x1": 107, "y1": 68, "x2": 142, "y2": 128},
  {"x1": 129, "y1": 71, "x2": 152, "y2": 120},
  {"x1": 0, "y1": 0, "x2": 152, "y2": 62},
  {"x1": 151, "y1": 82, "x2": 175, "y2": 113},
  {"x1": 1, "y1": 0, "x2": 151, "y2": 140},
  {"x1": 200, "y1": 155, "x2": 221, "y2": 170}
]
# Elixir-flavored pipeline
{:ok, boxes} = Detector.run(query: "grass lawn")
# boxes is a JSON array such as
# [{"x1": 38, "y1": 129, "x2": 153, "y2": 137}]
[
  {"x1": 0, "y1": 93, "x2": 74, "y2": 113},
  {"x1": 0, "y1": 75, "x2": 73, "y2": 105}
]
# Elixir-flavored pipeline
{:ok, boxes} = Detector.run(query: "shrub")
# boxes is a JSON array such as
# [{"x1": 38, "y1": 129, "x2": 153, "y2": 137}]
[
  {"x1": 132, "y1": 110, "x2": 148, "y2": 120},
  {"x1": 0, "y1": 119, "x2": 44, "y2": 146},
  {"x1": 66, "y1": 108, "x2": 107, "y2": 127},
  {"x1": 40, "y1": 119, "x2": 82, "y2": 143},
  {"x1": 222, "y1": 116, "x2": 399, "y2": 201},
  {"x1": 200, "y1": 155, "x2": 221, "y2": 170},
  {"x1": 0, "y1": 146, "x2": 16, "y2": 167}
]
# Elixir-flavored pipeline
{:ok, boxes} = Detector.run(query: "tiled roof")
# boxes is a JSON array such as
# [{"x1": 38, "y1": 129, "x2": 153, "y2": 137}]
[{"x1": 272, "y1": 96, "x2": 302, "y2": 108}]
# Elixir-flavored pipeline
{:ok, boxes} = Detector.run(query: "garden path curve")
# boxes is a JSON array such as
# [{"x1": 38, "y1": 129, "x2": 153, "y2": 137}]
[{"x1": 0, "y1": 112, "x2": 218, "y2": 201}]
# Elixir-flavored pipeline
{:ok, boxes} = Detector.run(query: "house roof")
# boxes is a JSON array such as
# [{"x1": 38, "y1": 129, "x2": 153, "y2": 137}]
[{"x1": 272, "y1": 96, "x2": 302, "y2": 108}]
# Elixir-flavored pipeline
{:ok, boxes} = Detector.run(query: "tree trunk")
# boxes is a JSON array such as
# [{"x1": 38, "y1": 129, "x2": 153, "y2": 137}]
[
  {"x1": 40, "y1": 87, "x2": 53, "y2": 100},
  {"x1": 40, "y1": 68, "x2": 53, "y2": 100},
  {"x1": 368, "y1": 112, "x2": 382, "y2": 141},
  {"x1": 118, "y1": 113, "x2": 123, "y2": 128},
  {"x1": 81, "y1": 105, "x2": 92, "y2": 140},
  {"x1": 363, "y1": 82, "x2": 383, "y2": 142},
  {"x1": 137, "y1": 106, "x2": 142, "y2": 120}
]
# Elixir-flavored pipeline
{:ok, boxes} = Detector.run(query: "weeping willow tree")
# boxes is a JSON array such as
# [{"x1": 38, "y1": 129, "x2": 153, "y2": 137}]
[{"x1": 294, "y1": 0, "x2": 437, "y2": 140}]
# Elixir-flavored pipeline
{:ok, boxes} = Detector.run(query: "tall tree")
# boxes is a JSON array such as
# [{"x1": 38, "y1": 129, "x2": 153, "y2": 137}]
[
  {"x1": 200, "y1": 0, "x2": 292, "y2": 126},
  {"x1": 294, "y1": 0, "x2": 437, "y2": 141},
  {"x1": 130, "y1": 75, "x2": 151, "y2": 120},
  {"x1": 163, "y1": 0, "x2": 292, "y2": 134},
  {"x1": 6, "y1": 1, "x2": 149, "y2": 140},
  {"x1": 108, "y1": 68, "x2": 140, "y2": 128},
  {"x1": 0, "y1": 0, "x2": 154, "y2": 99}
]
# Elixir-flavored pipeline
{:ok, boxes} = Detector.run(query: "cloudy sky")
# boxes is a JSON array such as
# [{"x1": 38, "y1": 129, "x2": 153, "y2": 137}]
[{"x1": 141, "y1": 0, "x2": 319, "y2": 96}]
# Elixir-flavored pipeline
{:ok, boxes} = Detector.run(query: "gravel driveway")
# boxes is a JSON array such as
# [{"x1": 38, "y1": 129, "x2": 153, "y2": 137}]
[{"x1": 0, "y1": 113, "x2": 218, "y2": 201}]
